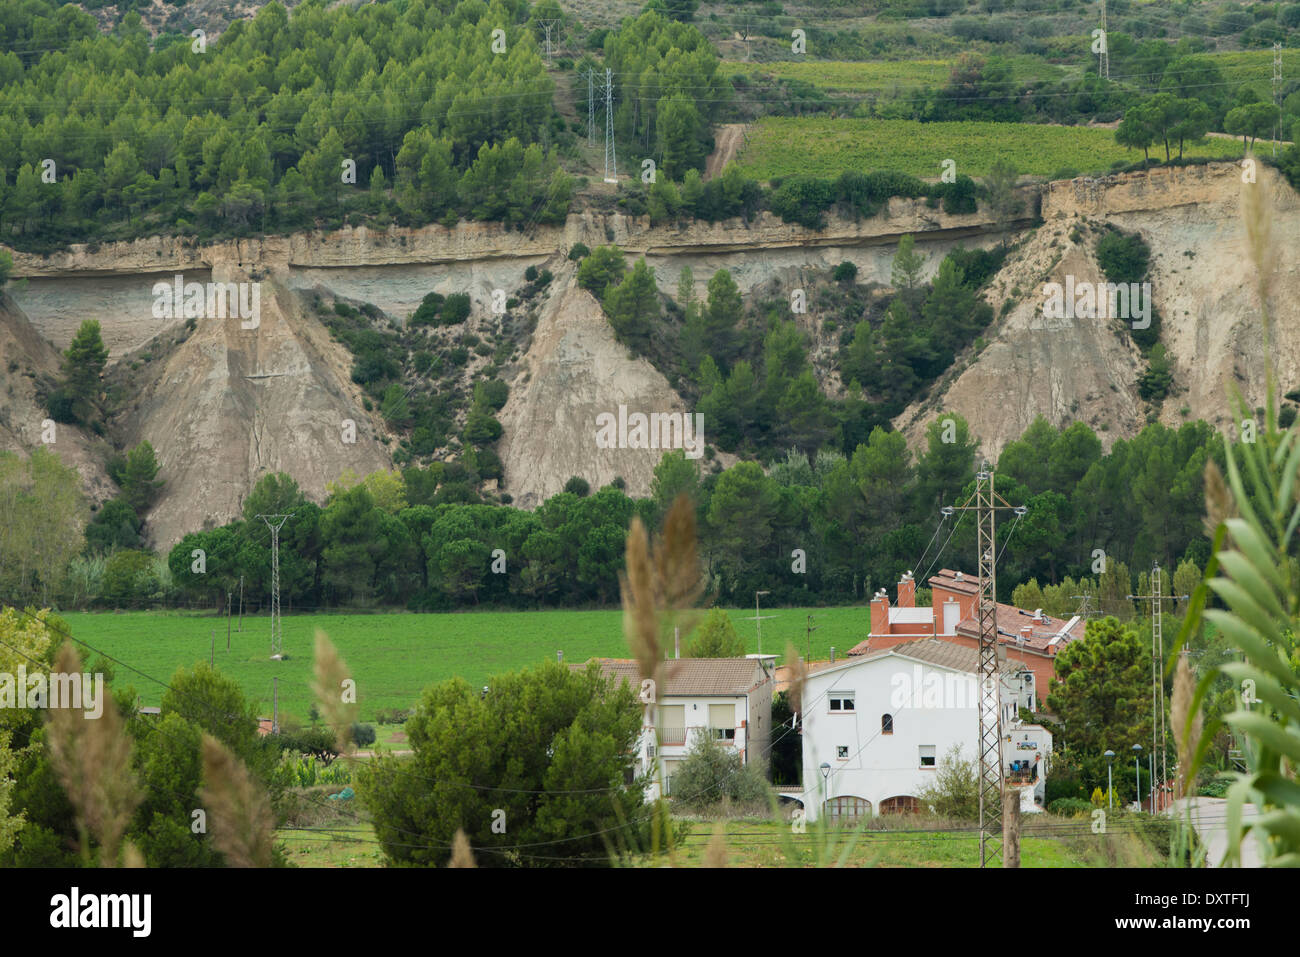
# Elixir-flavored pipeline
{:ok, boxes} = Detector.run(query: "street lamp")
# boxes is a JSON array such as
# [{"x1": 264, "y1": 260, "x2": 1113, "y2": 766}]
[
  {"x1": 1132, "y1": 744, "x2": 1143, "y2": 810},
  {"x1": 755, "y1": 590, "x2": 771, "y2": 654},
  {"x1": 820, "y1": 761, "x2": 831, "y2": 818},
  {"x1": 1104, "y1": 750, "x2": 1115, "y2": 809}
]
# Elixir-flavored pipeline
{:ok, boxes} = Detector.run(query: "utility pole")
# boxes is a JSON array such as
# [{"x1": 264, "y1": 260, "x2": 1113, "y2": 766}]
[
  {"x1": 538, "y1": 19, "x2": 560, "y2": 65},
  {"x1": 209, "y1": 626, "x2": 215, "y2": 668},
  {"x1": 272, "y1": 677, "x2": 280, "y2": 735},
  {"x1": 226, "y1": 592, "x2": 232, "y2": 651},
  {"x1": 743, "y1": 590, "x2": 776, "y2": 655},
  {"x1": 1070, "y1": 593, "x2": 1096, "y2": 620},
  {"x1": 603, "y1": 67, "x2": 617, "y2": 184},
  {"x1": 805, "y1": 614, "x2": 818, "y2": 661},
  {"x1": 1130, "y1": 566, "x2": 1190, "y2": 814},
  {"x1": 237, "y1": 574, "x2": 244, "y2": 633},
  {"x1": 258, "y1": 514, "x2": 289, "y2": 660},
  {"x1": 945, "y1": 468, "x2": 1027, "y2": 867},
  {"x1": 1129, "y1": 566, "x2": 1165, "y2": 812}
]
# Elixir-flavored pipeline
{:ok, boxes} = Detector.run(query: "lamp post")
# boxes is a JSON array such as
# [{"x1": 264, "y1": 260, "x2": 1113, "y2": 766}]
[
  {"x1": 1104, "y1": 750, "x2": 1115, "y2": 809},
  {"x1": 820, "y1": 761, "x2": 831, "y2": 819},
  {"x1": 755, "y1": 590, "x2": 771, "y2": 654},
  {"x1": 1132, "y1": 743, "x2": 1143, "y2": 810}
]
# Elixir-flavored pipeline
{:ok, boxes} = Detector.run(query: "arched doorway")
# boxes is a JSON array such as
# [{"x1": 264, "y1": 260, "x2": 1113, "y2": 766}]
[
  {"x1": 825, "y1": 795, "x2": 871, "y2": 824},
  {"x1": 879, "y1": 795, "x2": 920, "y2": 815}
]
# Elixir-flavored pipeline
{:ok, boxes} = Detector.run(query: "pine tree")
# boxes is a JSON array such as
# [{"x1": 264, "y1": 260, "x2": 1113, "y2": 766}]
[{"x1": 61, "y1": 320, "x2": 109, "y2": 419}]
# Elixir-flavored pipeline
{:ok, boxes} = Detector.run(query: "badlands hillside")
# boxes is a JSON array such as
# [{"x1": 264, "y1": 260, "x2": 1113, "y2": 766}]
[{"x1": 1, "y1": 161, "x2": 1291, "y2": 545}]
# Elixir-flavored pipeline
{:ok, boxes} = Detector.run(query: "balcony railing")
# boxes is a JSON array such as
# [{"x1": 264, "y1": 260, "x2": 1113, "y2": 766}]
[{"x1": 654, "y1": 727, "x2": 687, "y2": 746}]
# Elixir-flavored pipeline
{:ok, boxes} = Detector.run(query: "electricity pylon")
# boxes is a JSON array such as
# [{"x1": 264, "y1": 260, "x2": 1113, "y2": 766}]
[
  {"x1": 258, "y1": 514, "x2": 289, "y2": 659},
  {"x1": 945, "y1": 469, "x2": 1027, "y2": 867},
  {"x1": 603, "y1": 68, "x2": 617, "y2": 183}
]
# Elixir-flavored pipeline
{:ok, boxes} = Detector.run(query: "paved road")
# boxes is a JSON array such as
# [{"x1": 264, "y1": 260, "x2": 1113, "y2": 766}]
[{"x1": 1168, "y1": 797, "x2": 1261, "y2": 867}]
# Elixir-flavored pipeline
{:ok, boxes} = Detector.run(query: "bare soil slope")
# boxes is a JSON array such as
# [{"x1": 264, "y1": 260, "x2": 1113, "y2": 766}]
[
  {"x1": 0, "y1": 293, "x2": 115, "y2": 504},
  {"x1": 110, "y1": 267, "x2": 392, "y2": 546},
  {"x1": 497, "y1": 265, "x2": 697, "y2": 508}
]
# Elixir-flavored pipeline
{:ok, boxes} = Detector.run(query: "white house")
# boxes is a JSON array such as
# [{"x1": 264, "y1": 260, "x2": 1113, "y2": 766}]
[
  {"x1": 797, "y1": 638, "x2": 1052, "y2": 822},
  {"x1": 582, "y1": 657, "x2": 774, "y2": 801}
]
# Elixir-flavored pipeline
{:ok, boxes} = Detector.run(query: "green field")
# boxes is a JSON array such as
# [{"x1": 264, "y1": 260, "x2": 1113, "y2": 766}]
[
  {"x1": 732, "y1": 117, "x2": 1247, "y2": 181},
  {"x1": 273, "y1": 815, "x2": 1159, "y2": 867},
  {"x1": 722, "y1": 55, "x2": 1064, "y2": 93},
  {"x1": 1200, "y1": 49, "x2": 1300, "y2": 89},
  {"x1": 59, "y1": 606, "x2": 870, "y2": 724}
]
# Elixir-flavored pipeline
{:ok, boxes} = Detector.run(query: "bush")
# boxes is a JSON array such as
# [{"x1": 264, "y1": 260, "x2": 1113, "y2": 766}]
[
  {"x1": 563, "y1": 475, "x2": 590, "y2": 497},
  {"x1": 351, "y1": 722, "x2": 377, "y2": 747},
  {"x1": 670, "y1": 731, "x2": 769, "y2": 812},
  {"x1": 833, "y1": 261, "x2": 858, "y2": 282},
  {"x1": 916, "y1": 744, "x2": 978, "y2": 820},
  {"x1": 1095, "y1": 229, "x2": 1150, "y2": 285},
  {"x1": 1047, "y1": 797, "x2": 1094, "y2": 817},
  {"x1": 568, "y1": 242, "x2": 590, "y2": 261}
]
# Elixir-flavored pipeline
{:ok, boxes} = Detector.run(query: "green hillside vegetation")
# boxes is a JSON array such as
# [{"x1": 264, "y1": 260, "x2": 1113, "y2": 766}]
[{"x1": 734, "y1": 117, "x2": 1246, "y2": 181}]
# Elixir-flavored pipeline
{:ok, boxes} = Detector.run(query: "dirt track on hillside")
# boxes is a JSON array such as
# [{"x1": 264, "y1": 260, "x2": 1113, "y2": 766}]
[{"x1": 705, "y1": 124, "x2": 749, "y2": 180}]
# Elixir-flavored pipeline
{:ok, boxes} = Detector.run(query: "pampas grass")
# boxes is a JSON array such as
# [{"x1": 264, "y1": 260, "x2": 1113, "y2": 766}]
[
  {"x1": 619, "y1": 495, "x2": 705, "y2": 687},
  {"x1": 449, "y1": 828, "x2": 476, "y2": 868},
  {"x1": 1170, "y1": 655, "x2": 1203, "y2": 801},
  {"x1": 198, "y1": 733, "x2": 273, "y2": 868},
  {"x1": 44, "y1": 641, "x2": 140, "y2": 867},
  {"x1": 311, "y1": 630, "x2": 359, "y2": 756}
]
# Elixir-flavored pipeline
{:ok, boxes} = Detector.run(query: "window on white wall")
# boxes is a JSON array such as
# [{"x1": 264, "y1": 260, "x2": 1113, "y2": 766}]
[
  {"x1": 836, "y1": 746, "x2": 849, "y2": 759},
  {"x1": 829, "y1": 694, "x2": 855, "y2": 712},
  {"x1": 709, "y1": 703, "x2": 736, "y2": 741},
  {"x1": 919, "y1": 745, "x2": 936, "y2": 768},
  {"x1": 881, "y1": 714, "x2": 894, "y2": 734}
]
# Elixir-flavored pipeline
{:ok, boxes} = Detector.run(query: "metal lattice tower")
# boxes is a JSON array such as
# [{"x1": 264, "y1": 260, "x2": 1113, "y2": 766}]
[
  {"x1": 584, "y1": 68, "x2": 596, "y2": 147},
  {"x1": 1130, "y1": 565, "x2": 1186, "y2": 811},
  {"x1": 946, "y1": 469, "x2": 1025, "y2": 867},
  {"x1": 1274, "y1": 43, "x2": 1283, "y2": 156},
  {"x1": 1100, "y1": 0, "x2": 1109, "y2": 80},
  {"x1": 538, "y1": 19, "x2": 559, "y2": 65},
  {"x1": 258, "y1": 514, "x2": 289, "y2": 659},
  {"x1": 603, "y1": 68, "x2": 617, "y2": 184}
]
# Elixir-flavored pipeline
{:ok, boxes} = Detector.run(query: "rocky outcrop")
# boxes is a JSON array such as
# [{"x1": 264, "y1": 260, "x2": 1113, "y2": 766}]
[
  {"x1": 497, "y1": 265, "x2": 698, "y2": 508},
  {"x1": 109, "y1": 268, "x2": 392, "y2": 546},
  {"x1": 898, "y1": 161, "x2": 1300, "y2": 459},
  {"x1": 0, "y1": 293, "x2": 115, "y2": 506}
]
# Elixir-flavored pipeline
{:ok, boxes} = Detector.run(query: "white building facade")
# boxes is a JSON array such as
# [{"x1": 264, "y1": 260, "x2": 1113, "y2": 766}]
[
  {"x1": 798, "y1": 639, "x2": 1051, "y2": 822},
  {"x1": 583, "y1": 658, "x2": 774, "y2": 802}
]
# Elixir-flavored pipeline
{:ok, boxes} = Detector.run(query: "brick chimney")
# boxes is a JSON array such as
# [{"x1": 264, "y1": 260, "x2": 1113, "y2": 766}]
[
  {"x1": 870, "y1": 589, "x2": 890, "y2": 636},
  {"x1": 1019, "y1": 626, "x2": 1031, "y2": 645},
  {"x1": 897, "y1": 571, "x2": 915, "y2": 608}
]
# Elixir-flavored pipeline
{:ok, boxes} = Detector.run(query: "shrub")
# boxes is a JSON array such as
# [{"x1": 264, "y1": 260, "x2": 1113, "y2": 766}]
[
  {"x1": 563, "y1": 475, "x2": 590, "y2": 497},
  {"x1": 833, "y1": 261, "x2": 858, "y2": 282},
  {"x1": 351, "y1": 722, "x2": 377, "y2": 747},
  {"x1": 916, "y1": 744, "x2": 978, "y2": 820},
  {"x1": 1047, "y1": 797, "x2": 1094, "y2": 817},
  {"x1": 568, "y1": 242, "x2": 590, "y2": 261},
  {"x1": 670, "y1": 730, "x2": 769, "y2": 812}
]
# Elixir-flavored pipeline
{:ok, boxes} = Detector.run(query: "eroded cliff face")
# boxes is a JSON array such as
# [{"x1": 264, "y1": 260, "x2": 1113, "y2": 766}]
[
  {"x1": 0, "y1": 294, "x2": 115, "y2": 506},
  {"x1": 4, "y1": 165, "x2": 1289, "y2": 542},
  {"x1": 496, "y1": 266, "x2": 701, "y2": 508},
  {"x1": 107, "y1": 267, "x2": 392, "y2": 546},
  {"x1": 897, "y1": 162, "x2": 1300, "y2": 459}
]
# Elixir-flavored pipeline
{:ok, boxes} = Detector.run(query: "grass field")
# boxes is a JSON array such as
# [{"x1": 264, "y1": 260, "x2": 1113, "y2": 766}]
[
  {"x1": 58, "y1": 605, "x2": 870, "y2": 723},
  {"x1": 732, "y1": 116, "x2": 1248, "y2": 181},
  {"x1": 272, "y1": 815, "x2": 1160, "y2": 868},
  {"x1": 722, "y1": 55, "x2": 1063, "y2": 93}
]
